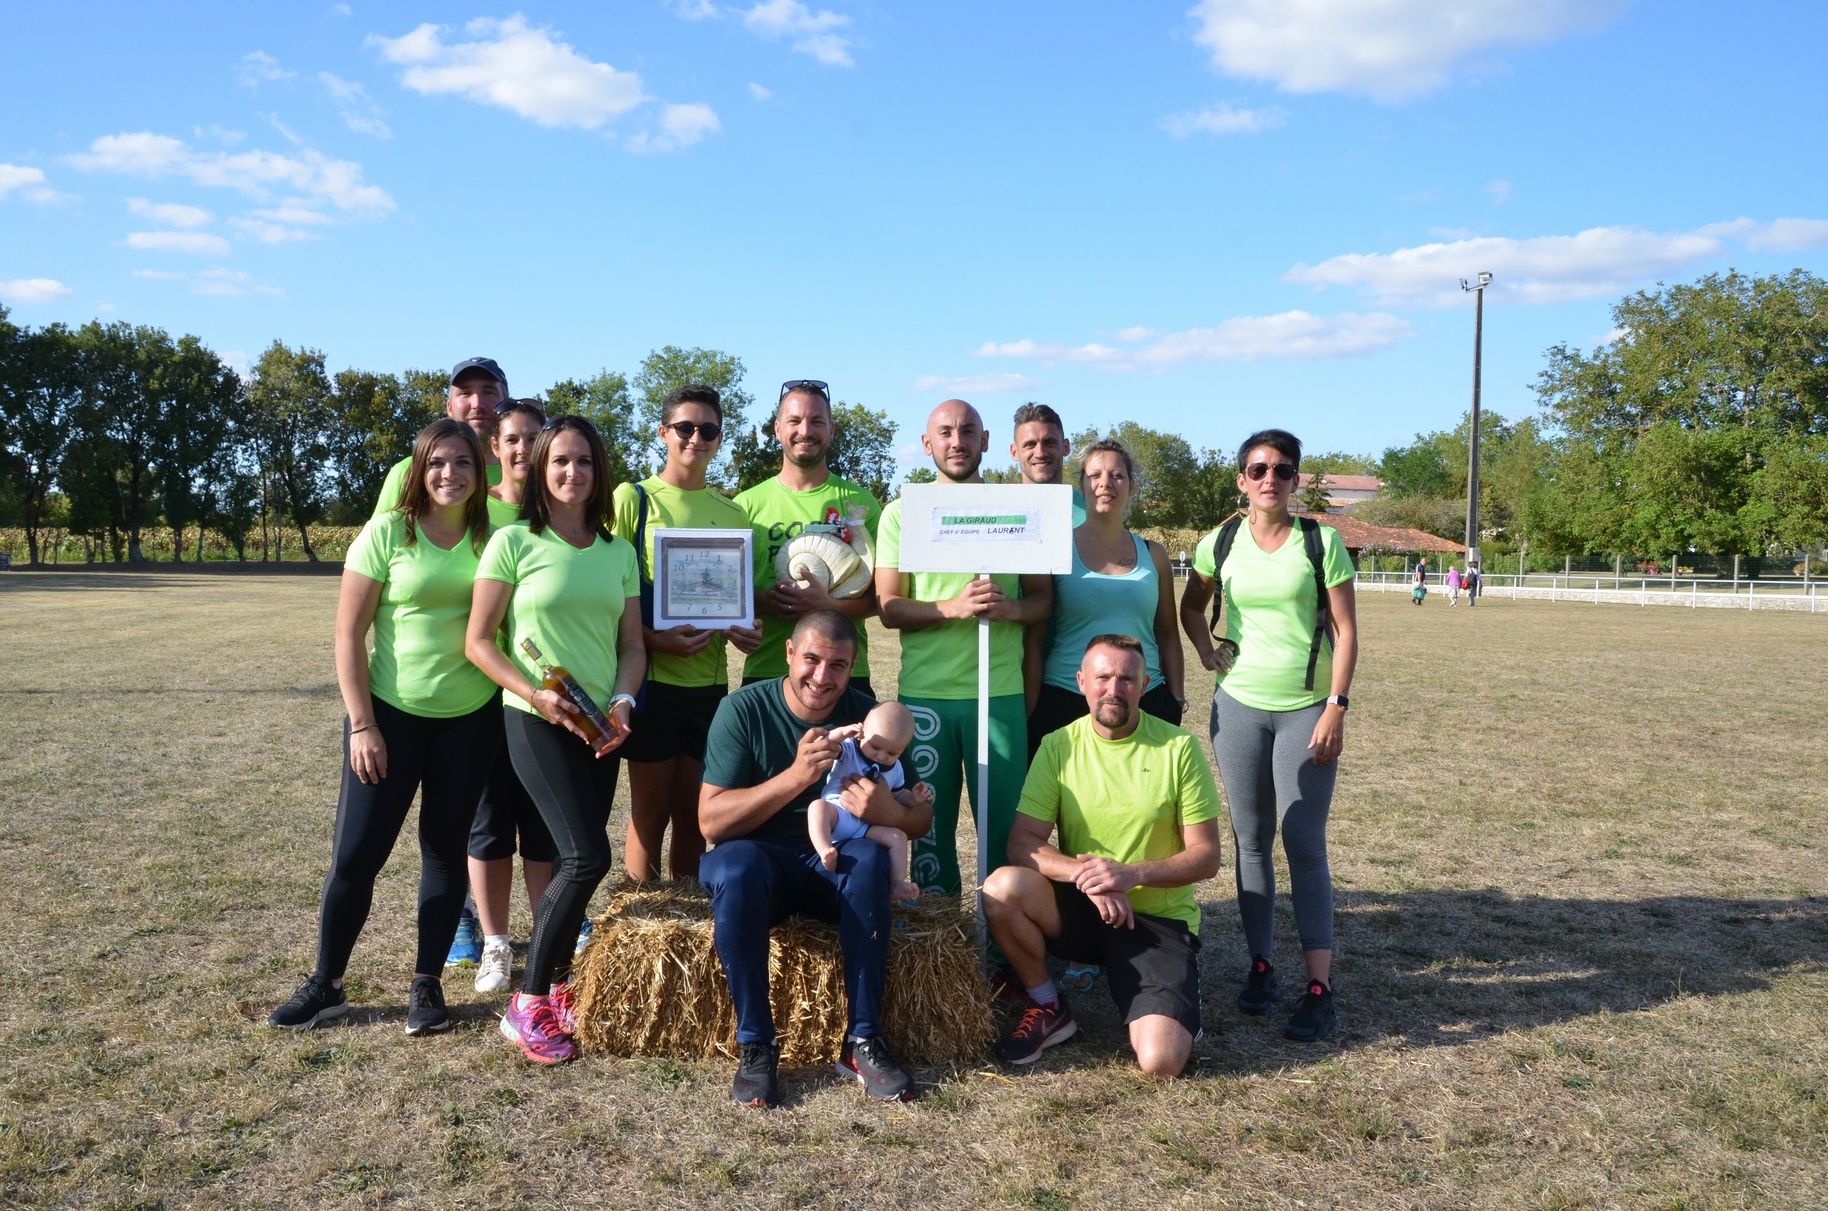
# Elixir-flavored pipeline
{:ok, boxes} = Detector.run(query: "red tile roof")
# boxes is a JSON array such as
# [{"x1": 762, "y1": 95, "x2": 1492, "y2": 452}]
[
  {"x1": 1297, "y1": 473, "x2": 1383, "y2": 492},
  {"x1": 1297, "y1": 511, "x2": 1465, "y2": 554}
]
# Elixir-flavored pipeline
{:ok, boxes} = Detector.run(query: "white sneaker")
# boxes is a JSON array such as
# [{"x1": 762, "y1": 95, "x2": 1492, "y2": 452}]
[{"x1": 475, "y1": 940, "x2": 513, "y2": 993}]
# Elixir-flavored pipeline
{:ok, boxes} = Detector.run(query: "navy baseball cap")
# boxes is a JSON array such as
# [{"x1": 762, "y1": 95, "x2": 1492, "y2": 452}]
[{"x1": 450, "y1": 357, "x2": 507, "y2": 387}]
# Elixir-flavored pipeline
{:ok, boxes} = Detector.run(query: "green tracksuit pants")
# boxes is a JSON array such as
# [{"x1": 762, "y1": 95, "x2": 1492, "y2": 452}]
[{"x1": 900, "y1": 694, "x2": 1028, "y2": 898}]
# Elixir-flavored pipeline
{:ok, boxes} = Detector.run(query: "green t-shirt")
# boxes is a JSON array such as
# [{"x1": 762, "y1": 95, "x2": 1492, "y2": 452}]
[
  {"x1": 1017, "y1": 713, "x2": 1221, "y2": 932},
  {"x1": 485, "y1": 492, "x2": 523, "y2": 530},
  {"x1": 700, "y1": 679, "x2": 904, "y2": 843},
  {"x1": 611, "y1": 477, "x2": 751, "y2": 688},
  {"x1": 475, "y1": 522, "x2": 641, "y2": 716},
  {"x1": 733, "y1": 473, "x2": 882, "y2": 680},
  {"x1": 1193, "y1": 519, "x2": 1356, "y2": 712},
  {"x1": 876, "y1": 496, "x2": 1024, "y2": 700},
  {"x1": 344, "y1": 512, "x2": 498, "y2": 718},
  {"x1": 371, "y1": 456, "x2": 503, "y2": 518}
]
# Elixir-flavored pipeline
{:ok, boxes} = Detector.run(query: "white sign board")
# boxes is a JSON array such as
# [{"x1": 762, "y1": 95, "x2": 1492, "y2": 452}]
[{"x1": 895, "y1": 483, "x2": 1073, "y2": 575}]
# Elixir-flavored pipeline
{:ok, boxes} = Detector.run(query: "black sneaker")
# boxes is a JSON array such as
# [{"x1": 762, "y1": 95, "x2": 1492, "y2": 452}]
[
  {"x1": 404, "y1": 974, "x2": 451, "y2": 1036},
  {"x1": 731, "y1": 1042, "x2": 780, "y2": 1108},
  {"x1": 268, "y1": 975, "x2": 350, "y2": 1031},
  {"x1": 996, "y1": 999, "x2": 1078, "y2": 1065},
  {"x1": 1238, "y1": 955, "x2": 1280, "y2": 1016},
  {"x1": 1283, "y1": 980, "x2": 1337, "y2": 1042},
  {"x1": 836, "y1": 1034, "x2": 913, "y2": 1101}
]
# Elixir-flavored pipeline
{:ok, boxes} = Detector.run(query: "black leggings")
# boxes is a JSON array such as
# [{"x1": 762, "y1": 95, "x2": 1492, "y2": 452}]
[
  {"x1": 315, "y1": 696, "x2": 499, "y2": 981},
  {"x1": 504, "y1": 707, "x2": 621, "y2": 996}
]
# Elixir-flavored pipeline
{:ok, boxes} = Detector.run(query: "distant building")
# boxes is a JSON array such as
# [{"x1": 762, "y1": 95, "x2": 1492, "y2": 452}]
[
  {"x1": 1296, "y1": 473, "x2": 1381, "y2": 513},
  {"x1": 1294, "y1": 510, "x2": 1464, "y2": 561}
]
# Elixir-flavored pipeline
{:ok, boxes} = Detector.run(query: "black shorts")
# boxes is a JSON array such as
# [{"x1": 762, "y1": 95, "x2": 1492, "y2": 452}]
[
  {"x1": 1045, "y1": 880, "x2": 1202, "y2": 1037},
  {"x1": 621, "y1": 681, "x2": 727, "y2": 764},
  {"x1": 1027, "y1": 682, "x2": 1184, "y2": 762},
  {"x1": 741, "y1": 675, "x2": 874, "y2": 701},
  {"x1": 468, "y1": 743, "x2": 558, "y2": 862}
]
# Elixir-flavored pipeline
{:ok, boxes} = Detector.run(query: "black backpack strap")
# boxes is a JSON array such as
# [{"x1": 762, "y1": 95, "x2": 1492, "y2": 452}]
[
  {"x1": 633, "y1": 483, "x2": 655, "y2": 629},
  {"x1": 1300, "y1": 516, "x2": 1330, "y2": 692},
  {"x1": 1205, "y1": 515, "x2": 1244, "y2": 640}
]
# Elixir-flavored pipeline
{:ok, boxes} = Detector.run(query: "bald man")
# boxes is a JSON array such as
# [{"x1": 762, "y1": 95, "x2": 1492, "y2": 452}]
[{"x1": 875, "y1": 400, "x2": 1054, "y2": 897}]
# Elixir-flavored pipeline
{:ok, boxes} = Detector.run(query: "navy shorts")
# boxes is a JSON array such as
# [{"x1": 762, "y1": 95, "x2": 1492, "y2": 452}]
[{"x1": 1046, "y1": 880, "x2": 1202, "y2": 1037}]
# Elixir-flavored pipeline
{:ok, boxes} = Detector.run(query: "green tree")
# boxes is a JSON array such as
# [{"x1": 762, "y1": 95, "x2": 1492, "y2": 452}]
[
  {"x1": 827, "y1": 402, "x2": 898, "y2": 501},
  {"x1": 1302, "y1": 451, "x2": 1378, "y2": 476},
  {"x1": 631, "y1": 346, "x2": 752, "y2": 485},
  {"x1": 70, "y1": 322, "x2": 177, "y2": 562},
  {"x1": 900, "y1": 467, "x2": 937, "y2": 495},
  {"x1": 327, "y1": 369, "x2": 445, "y2": 520},
  {"x1": 245, "y1": 342, "x2": 334, "y2": 560},
  {"x1": 0, "y1": 320, "x2": 83, "y2": 564},
  {"x1": 545, "y1": 370, "x2": 638, "y2": 491},
  {"x1": 158, "y1": 336, "x2": 238, "y2": 560},
  {"x1": 1299, "y1": 471, "x2": 1332, "y2": 515}
]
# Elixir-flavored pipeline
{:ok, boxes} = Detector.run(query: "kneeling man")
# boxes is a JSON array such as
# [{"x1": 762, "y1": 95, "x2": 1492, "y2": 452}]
[
  {"x1": 983, "y1": 633, "x2": 1222, "y2": 1078},
  {"x1": 699, "y1": 610, "x2": 936, "y2": 1107}
]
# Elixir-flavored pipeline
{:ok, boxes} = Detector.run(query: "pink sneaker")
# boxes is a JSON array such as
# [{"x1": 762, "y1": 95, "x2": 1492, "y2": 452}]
[
  {"x1": 549, "y1": 981, "x2": 578, "y2": 1036},
  {"x1": 500, "y1": 993, "x2": 576, "y2": 1064}
]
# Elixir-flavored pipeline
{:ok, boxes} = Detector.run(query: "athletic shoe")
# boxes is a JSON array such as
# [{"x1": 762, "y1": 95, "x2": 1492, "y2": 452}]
[
  {"x1": 404, "y1": 974, "x2": 451, "y2": 1036},
  {"x1": 500, "y1": 993, "x2": 576, "y2": 1064},
  {"x1": 548, "y1": 980, "x2": 578, "y2": 1036},
  {"x1": 475, "y1": 940, "x2": 513, "y2": 994},
  {"x1": 446, "y1": 906, "x2": 482, "y2": 967},
  {"x1": 1060, "y1": 964, "x2": 1101, "y2": 993},
  {"x1": 574, "y1": 917, "x2": 594, "y2": 957},
  {"x1": 836, "y1": 1034, "x2": 914, "y2": 1101},
  {"x1": 1283, "y1": 980, "x2": 1337, "y2": 1043},
  {"x1": 997, "y1": 1000, "x2": 1078, "y2": 1066},
  {"x1": 987, "y1": 965, "x2": 1029, "y2": 1004},
  {"x1": 731, "y1": 1041, "x2": 781, "y2": 1108},
  {"x1": 1238, "y1": 955, "x2": 1281, "y2": 1016},
  {"x1": 267, "y1": 974, "x2": 350, "y2": 1031}
]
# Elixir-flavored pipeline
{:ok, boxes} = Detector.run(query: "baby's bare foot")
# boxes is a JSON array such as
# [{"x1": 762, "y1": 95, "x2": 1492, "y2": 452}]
[
  {"x1": 820, "y1": 847, "x2": 840, "y2": 871},
  {"x1": 892, "y1": 882, "x2": 921, "y2": 902}
]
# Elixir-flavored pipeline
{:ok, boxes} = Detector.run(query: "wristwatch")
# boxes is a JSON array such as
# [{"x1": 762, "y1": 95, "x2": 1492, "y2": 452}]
[
  {"x1": 1326, "y1": 694, "x2": 1349, "y2": 710},
  {"x1": 608, "y1": 693, "x2": 638, "y2": 714}
]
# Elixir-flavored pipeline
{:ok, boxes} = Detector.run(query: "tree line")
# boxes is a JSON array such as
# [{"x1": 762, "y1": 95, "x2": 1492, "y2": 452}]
[{"x1": 2, "y1": 268, "x2": 1823, "y2": 566}]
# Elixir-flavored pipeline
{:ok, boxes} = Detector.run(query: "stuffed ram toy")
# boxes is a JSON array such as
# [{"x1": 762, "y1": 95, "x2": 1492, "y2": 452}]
[{"x1": 775, "y1": 513, "x2": 875, "y2": 599}]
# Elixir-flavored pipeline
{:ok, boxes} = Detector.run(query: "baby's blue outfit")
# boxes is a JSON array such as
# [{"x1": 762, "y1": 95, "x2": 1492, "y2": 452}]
[{"x1": 820, "y1": 737, "x2": 905, "y2": 844}]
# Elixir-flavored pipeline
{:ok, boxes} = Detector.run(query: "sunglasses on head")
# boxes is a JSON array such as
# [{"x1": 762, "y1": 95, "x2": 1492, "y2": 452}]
[
  {"x1": 495, "y1": 398, "x2": 546, "y2": 419},
  {"x1": 666, "y1": 420, "x2": 723, "y2": 443},
  {"x1": 780, "y1": 379, "x2": 829, "y2": 401},
  {"x1": 1245, "y1": 461, "x2": 1297, "y2": 482}
]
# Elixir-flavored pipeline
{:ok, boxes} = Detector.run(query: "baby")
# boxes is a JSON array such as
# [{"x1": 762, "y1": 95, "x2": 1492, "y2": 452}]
[{"x1": 810, "y1": 701, "x2": 933, "y2": 902}]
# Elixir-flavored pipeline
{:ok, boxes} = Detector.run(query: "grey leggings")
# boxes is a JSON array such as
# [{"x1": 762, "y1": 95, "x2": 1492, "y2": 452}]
[{"x1": 1208, "y1": 688, "x2": 1336, "y2": 956}]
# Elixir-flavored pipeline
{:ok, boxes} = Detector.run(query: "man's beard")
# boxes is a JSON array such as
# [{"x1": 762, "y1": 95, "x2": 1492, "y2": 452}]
[
  {"x1": 939, "y1": 448, "x2": 983, "y2": 482},
  {"x1": 1094, "y1": 698, "x2": 1132, "y2": 728},
  {"x1": 784, "y1": 439, "x2": 828, "y2": 470}
]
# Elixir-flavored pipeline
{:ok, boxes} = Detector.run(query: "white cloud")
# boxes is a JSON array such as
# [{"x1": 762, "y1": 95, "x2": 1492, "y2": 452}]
[
  {"x1": 131, "y1": 269, "x2": 186, "y2": 280},
  {"x1": 237, "y1": 51, "x2": 296, "y2": 88},
  {"x1": 749, "y1": 82, "x2": 774, "y2": 100},
  {"x1": 372, "y1": 17, "x2": 648, "y2": 129},
  {"x1": 671, "y1": 0, "x2": 721, "y2": 17},
  {"x1": 320, "y1": 72, "x2": 393, "y2": 138},
  {"x1": 251, "y1": 205, "x2": 335, "y2": 226},
  {"x1": 70, "y1": 131, "x2": 394, "y2": 213},
  {"x1": 977, "y1": 311, "x2": 1412, "y2": 369},
  {"x1": 1115, "y1": 327, "x2": 1158, "y2": 342},
  {"x1": 332, "y1": 3, "x2": 352, "y2": 15},
  {"x1": 1162, "y1": 103, "x2": 1286, "y2": 138},
  {"x1": 0, "y1": 164, "x2": 47, "y2": 197},
  {"x1": 192, "y1": 269, "x2": 282, "y2": 297},
  {"x1": 742, "y1": 0, "x2": 856, "y2": 66},
  {"x1": 627, "y1": 103, "x2": 722, "y2": 153},
  {"x1": 194, "y1": 125, "x2": 246, "y2": 145},
  {"x1": 1485, "y1": 179, "x2": 1512, "y2": 204},
  {"x1": 912, "y1": 373, "x2": 1041, "y2": 394},
  {"x1": 127, "y1": 197, "x2": 214, "y2": 228},
  {"x1": 0, "y1": 278, "x2": 74, "y2": 303},
  {"x1": 127, "y1": 231, "x2": 232, "y2": 255},
  {"x1": 231, "y1": 218, "x2": 320, "y2": 243},
  {"x1": 1286, "y1": 218, "x2": 1828, "y2": 307},
  {"x1": 1190, "y1": 0, "x2": 1628, "y2": 102}
]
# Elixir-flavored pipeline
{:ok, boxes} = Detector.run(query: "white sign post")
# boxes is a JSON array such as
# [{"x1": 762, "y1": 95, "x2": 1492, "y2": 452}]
[{"x1": 896, "y1": 484, "x2": 1073, "y2": 947}]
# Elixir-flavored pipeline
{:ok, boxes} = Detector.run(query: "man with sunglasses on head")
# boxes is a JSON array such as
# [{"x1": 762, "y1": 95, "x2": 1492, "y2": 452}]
[
  {"x1": 735, "y1": 380, "x2": 884, "y2": 698},
  {"x1": 370, "y1": 357, "x2": 510, "y2": 516}
]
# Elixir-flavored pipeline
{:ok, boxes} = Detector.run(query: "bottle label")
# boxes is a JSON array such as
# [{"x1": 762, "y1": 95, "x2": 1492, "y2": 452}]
[{"x1": 562, "y1": 680, "x2": 613, "y2": 736}]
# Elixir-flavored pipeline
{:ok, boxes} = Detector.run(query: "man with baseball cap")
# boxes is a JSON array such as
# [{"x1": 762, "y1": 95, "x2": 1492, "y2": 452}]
[{"x1": 369, "y1": 357, "x2": 511, "y2": 516}]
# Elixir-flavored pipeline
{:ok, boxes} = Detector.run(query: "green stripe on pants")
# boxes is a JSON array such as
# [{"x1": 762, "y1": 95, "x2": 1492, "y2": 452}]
[{"x1": 900, "y1": 694, "x2": 1028, "y2": 898}]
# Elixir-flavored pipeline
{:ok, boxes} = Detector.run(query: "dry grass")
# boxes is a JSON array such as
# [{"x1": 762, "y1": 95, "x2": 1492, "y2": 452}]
[{"x1": 0, "y1": 571, "x2": 1823, "y2": 1209}]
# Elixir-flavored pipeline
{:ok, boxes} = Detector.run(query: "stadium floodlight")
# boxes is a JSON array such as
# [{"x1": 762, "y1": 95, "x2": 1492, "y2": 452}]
[{"x1": 1460, "y1": 272, "x2": 1493, "y2": 569}]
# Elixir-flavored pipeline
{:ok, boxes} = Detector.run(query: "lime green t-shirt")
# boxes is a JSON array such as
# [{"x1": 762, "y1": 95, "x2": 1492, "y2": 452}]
[
  {"x1": 611, "y1": 477, "x2": 750, "y2": 688},
  {"x1": 734, "y1": 474, "x2": 882, "y2": 680},
  {"x1": 344, "y1": 512, "x2": 498, "y2": 718},
  {"x1": 876, "y1": 496, "x2": 1023, "y2": 700},
  {"x1": 1017, "y1": 713, "x2": 1221, "y2": 932},
  {"x1": 1193, "y1": 519, "x2": 1356, "y2": 712},
  {"x1": 485, "y1": 492, "x2": 523, "y2": 530},
  {"x1": 475, "y1": 522, "x2": 641, "y2": 716},
  {"x1": 371, "y1": 456, "x2": 503, "y2": 518}
]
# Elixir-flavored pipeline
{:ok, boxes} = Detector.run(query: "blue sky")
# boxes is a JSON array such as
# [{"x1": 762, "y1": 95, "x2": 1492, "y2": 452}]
[{"x1": 4, "y1": 1, "x2": 1825, "y2": 472}]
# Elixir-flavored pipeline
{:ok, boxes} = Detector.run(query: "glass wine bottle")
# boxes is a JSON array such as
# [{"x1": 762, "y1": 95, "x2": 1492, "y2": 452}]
[{"x1": 519, "y1": 638, "x2": 617, "y2": 752}]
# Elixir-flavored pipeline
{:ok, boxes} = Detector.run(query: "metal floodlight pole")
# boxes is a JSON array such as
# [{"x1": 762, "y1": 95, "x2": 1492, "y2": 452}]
[{"x1": 1459, "y1": 271, "x2": 1493, "y2": 569}]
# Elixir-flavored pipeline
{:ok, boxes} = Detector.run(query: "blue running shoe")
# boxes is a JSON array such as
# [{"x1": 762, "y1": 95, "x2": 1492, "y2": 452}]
[
  {"x1": 447, "y1": 905, "x2": 482, "y2": 967},
  {"x1": 574, "y1": 917, "x2": 594, "y2": 957}
]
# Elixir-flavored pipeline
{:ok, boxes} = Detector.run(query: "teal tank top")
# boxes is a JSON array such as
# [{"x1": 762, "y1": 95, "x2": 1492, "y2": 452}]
[{"x1": 1042, "y1": 531, "x2": 1163, "y2": 692}]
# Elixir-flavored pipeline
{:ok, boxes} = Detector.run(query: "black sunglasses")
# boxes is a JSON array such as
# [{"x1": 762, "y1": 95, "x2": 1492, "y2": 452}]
[
  {"x1": 495, "y1": 398, "x2": 546, "y2": 420},
  {"x1": 779, "y1": 379, "x2": 830, "y2": 401},
  {"x1": 1245, "y1": 461, "x2": 1297, "y2": 482},
  {"x1": 666, "y1": 420, "x2": 723, "y2": 443}
]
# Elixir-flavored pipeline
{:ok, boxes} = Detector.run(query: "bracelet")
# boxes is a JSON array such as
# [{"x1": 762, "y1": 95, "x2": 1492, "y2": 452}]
[
  {"x1": 608, "y1": 694, "x2": 638, "y2": 713},
  {"x1": 349, "y1": 724, "x2": 374, "y2": 735}
]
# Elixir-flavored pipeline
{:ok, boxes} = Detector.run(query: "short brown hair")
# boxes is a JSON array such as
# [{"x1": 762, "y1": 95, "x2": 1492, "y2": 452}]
[
  {"x1": 1012, "y1": 402, "x2": 1064, "y2": 434},
  {"x1": 396, "y1": 418, "x2": 491, "y2": 553},
  {"x1": 521, "y1": 415, "x2": 616, "y2": 543},
  {"x1": 1083, "y1": 633, "x2": 1144, "y2": 663},
  {"x1": 662, "y1": 384, "x2": 723, "y2": 424}
]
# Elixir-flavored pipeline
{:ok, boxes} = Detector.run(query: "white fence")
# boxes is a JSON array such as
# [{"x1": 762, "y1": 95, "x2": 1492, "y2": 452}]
[{"x1": 1355, "y1": 570, "x2": 1824, "y2": 613}]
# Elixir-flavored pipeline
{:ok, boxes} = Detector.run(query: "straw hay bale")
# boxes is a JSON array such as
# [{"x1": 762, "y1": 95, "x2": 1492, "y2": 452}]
[{"x1": 571, "y1": 880, "x2": 993, "y2": 1066}]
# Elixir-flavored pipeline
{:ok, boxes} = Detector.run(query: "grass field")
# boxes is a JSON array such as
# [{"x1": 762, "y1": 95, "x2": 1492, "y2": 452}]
[{"x1": 1, "y1": 573, "x2": 1824, "y2": 1210}]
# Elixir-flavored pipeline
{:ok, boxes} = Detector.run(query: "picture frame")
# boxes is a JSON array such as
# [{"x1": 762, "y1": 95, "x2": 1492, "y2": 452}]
[{"x1": 651, "y1": 527, "x2": 755, "y2": 631}]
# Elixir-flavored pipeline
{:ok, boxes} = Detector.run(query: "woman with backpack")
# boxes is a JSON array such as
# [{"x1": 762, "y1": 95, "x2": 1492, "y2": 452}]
[{"x1": 1178, "y1": 429, "x2": 1359, "y2": 1044}]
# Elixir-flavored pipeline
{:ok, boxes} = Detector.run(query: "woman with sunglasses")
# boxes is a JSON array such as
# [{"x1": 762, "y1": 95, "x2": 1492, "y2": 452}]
[
  {"x1": 611, "y1": 385, "x2": 763, "y2": 883},
  {"x1": 1178, "y1": 429, "x2": 1359, "y2": 1044},
  {"x1": 467, "y1": 415, "x2": 646, "y2": 1064},
  {"x1": 268, "y1": 419, "x2": 500, "y2": 1037}
]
